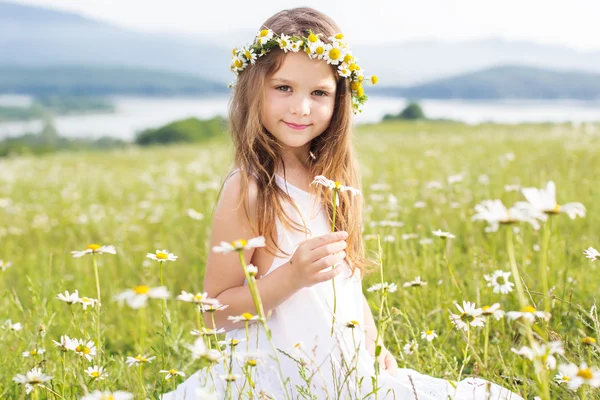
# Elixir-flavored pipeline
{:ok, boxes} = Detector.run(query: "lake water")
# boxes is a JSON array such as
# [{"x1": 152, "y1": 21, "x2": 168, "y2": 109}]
[{"x1": 1, "y1": 95, "x2": 599, "y2": 141}]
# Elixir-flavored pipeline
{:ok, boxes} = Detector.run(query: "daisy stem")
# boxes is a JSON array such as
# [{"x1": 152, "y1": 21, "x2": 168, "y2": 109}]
[
  {"x1": 138, "y1": 364, "x2": 146, "y2": 397},
  {"x1": 91, "y1": 254, "x2": 102, "y2": 362},
  {"x1": 139, "y1": 307, "x2": 146, "y2": 352},
  {"x1": 443, "y1": 240, "x2": 462, "y2": 294},
  {"x1": 457, "y1": 327, "x2": 471, "y2": 383},
  {"x1": 506, "y1": 228, "x2": 527, "y2": 308},
  {"x1": 330, "y1": 189, "x2": 338, "y2": 337},
  {"x1": 40, "y1": 385, "x2": 65, "y2": 399},
  {"x1": 483, "y1": 320, "x2": 490, "y2": 368},
  {"x1": 539, "y1": 216, "x2": 552, "y2": 314},
  {"x1": 61, "y1": 353, "x2": 66, "y2": 398},
  {"x1": 159, "y1": 261, "x2": 166, "y2": 395}
]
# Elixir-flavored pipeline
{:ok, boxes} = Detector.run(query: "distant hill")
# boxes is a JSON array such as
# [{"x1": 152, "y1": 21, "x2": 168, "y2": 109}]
[
  {"x1": 373, "y1": 65, "x2": 600, "y2": 100},
  {"x1": 0, "y1": 66, "x2": 227, "y2": 96},
  {"x1": 2, "y1": 1, "x2": 600, "y2": 86}
]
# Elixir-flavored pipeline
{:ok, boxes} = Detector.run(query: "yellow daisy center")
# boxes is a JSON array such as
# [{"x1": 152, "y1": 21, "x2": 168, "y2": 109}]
[
  {"x1": 328, "y1": 48, "x2": 341, "y2": 60},
  {"x1": 460, "y1": 312, "x2": 475, "y2": 323},
  {"x1": 169, "y1": 369, "x2": 178, "y2": 375},
  {"x1": 29, "y1": 349, "x2": 37, "y2": 355},
  {"x1": 134, "y1": 285, "x2": 150, "y2": 295},
  {"x1": 371, "y1": 75, "x2": 379, "y2": 84},
  {"x1": 259, "y1": 30, "x2": 269, "y2": 37},
  {"x1": 193, "y1": 294, "x2": 203, "y2": 302},
  {"x1": 358, "y1": 76, "x2": 364, "y2": 82},
  {"x1": 316, "y1": 46, "x2": 324, "y2": 55},
  {"x1": 156, "y1": 252, "x2": 169, "y2": 260},
  {"x1": 233, "y1": 239, "x2": 247, "y2": 249},
  {"x1": 232, "y1": 48, "x2": 237, "y2": 55},
  {"x1": 81, "y1": 297, "x2": 91, "y2": 303},
  {"x1": 247, "y1": 359, "x2": 257, "y2": 367},
  {"x1": 577, "y1": 368, "x2": 593, "y2": 380},
  {"x1": 583, "y1": 337, "x2": 597, "y2": 345},
  {"x1": 350, "y1": 81, "x2": 360, "y2": 91},
  {"x1": 99, "y1": 395, "x2": 115, "y2": 400},
  {"x1": 426, "y1": 330, "x2": 433, "y2": 335},
  {"x1": 76, "y1": 345, "x2": 91, "y2": 354},
  {"x1": 294, "y1": 343, "x2": 301, "y2": 348},
  {"x1": 91, "y1": 371, "x2": 101, "y2": 378},
  {"x1": 349, "y1": 63, "x2": 358, "y2": 71},
  {"x1": 343, "y1": 54, "x2": 353, "y2": 64},
  {"x1": 334, "y1": 33, "x2": 344, "y2": 39},
  {"x1": 357, "y1": 86, "x2": 365, "y2": 97},
  {"x1": 86, "y1": 244, "x2": 101, "y2": 251},
  {"x1": 521, "y1": 305, "x2": 537, "y2": 313},
  {"x1": 244, "y1": 50, "x2": 251, "y2": 58},
  {"x1": 234, "y1": 59, "x2": 243, "y2": 68},
  {"x1": 231, "y1": 339, "x2": 239, "y2": 345},
  {"x1": 241, "y1": 312, "x2": 253, "y2": 320},
  {"x1": 135, "y1": 355, "x2": 147, "y2": 362},
  {"x1": 280, "y1": 39, "x2": 288, "y2": 47},
  {"x1": 308, "y1": 33, "x2": 318, "y2": 43}
]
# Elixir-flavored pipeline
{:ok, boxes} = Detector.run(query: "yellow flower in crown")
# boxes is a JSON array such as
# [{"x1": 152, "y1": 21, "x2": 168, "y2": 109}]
[{"x1": 228, "y1": 28, "x2": 378, "y2": 114}]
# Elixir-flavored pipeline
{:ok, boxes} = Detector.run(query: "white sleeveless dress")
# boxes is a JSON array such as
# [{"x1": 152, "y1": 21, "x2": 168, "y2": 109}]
[{"x1": 162, "y1": 171, "x2": 523, "y2": 400}]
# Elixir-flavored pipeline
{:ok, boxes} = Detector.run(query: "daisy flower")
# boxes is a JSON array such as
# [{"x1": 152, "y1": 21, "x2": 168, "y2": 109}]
[
  {"x1": 177, "y1": 291, "x2": 219, "y2": 305},
  {"x1": 480, "y1": 303, "x2": 505, "y2": 320},
  {"x1": 186, "y1": 338, "x2": 221, "y2": 361},
  {"x1": 449, "y1": 301, "x2": 485, "y2": 331},
  {"x1": 276, "y1": 33, "x2": 292, "y2": 52},
  {"x1": 0, "y1": 259, "x2": 12, "y2": 272},
  {"x1": 245, "y1": 263, "x2": 258, "y2": 277},
  {"x1": 13, "y1": 367, "x2": 53, "y2": 394},
  {"x1": 240, "y1": 46, "x2": 257, "y2": 65},
  {"x1": 554, "y1": 371, "x2": 571, "y2": 385},
  {"x1": 311, "y1": 175, "x2": 361, "y2": 197},
  {"x1": 472, "y1": 199, "x2": 541, "y2": 232},
  {"x1": 235, "y1": 351, "x2": 265, "y2": 367},
  {"x1": 584, "y1": 247, "x2": 600, "y2": 261},
  {"x1": 227, "y1": 313, "x2": 260, "y2": 323},
  {"x1": 220, "y1": 373, "x2": 242, "y2": 382},
  {"x1": 22, "y1": 348, "x2": 45, "y2": 357},
  {"x1": 78, "y1": 296, "x2": 100, "y2": 310},
  {"x1": 518, "y1": 181, "x2": 586, "y2": 220},
  {"x1": 114, "y1": 285, "x2": 169, "y2": 309},
  {"x1": 345, "y1": 320, "x2": 360, "y2": 329},
  {"x1": 558, "y1": 363, "x2": 600, "y2": 390},
  {"x1": 511, "y1": 341, "x2": 563, "y2": 370},
  {"x1": 73, "y1": 339, "x2": 97, "y2": 361},
  {"x1": 56, "y1": 289, "x2": 80, "y2": 305},
  {"x1": 81, "y1": 391, "x2": 133, "y2": 400},
  {"x1": 582, "y1": 337, "x2": 597, "y2": 346},
  {"x1": 507, "y1": 305, "x2": 551, "y2": 323},
  {"x1": 71, "y1": 244, "x2": 116, "y2": 258},
  {"x1": 212, "y1": 236, "x2": 265, "y2": 254},
  {"x1": 367, "y1": 282, "x2": 398, "y2": 293},
  {"x1": 191, "y1": 327, "x2": 226, "y2": 336},
  {"x1": 85, "y1": 365, "x2": 108, "y2": 380},
  {"x1": 218, "y1": 338, "x2": 245, "y2": 348},
  {"x1": 254, "y1": 29, "x2": 274, "y2": 46},
  {"x1": 421, "y1": 330, "x2": 438, "y2": 342},
  {"x1": 483, "y1": 270, "x2": 515, "y2": 294},
  {"x1": 308, "y1": 39, "x2": 326, "y2": 60},
  {"x1": 159, "y1": 368, "x2": 186, "y2": 380},
  {"x1": 432, "y1": 229, "x2": 455, "y2": 239},
  {"x1": 186, "y1": 208, "x2": 204, "y2": 221},
  {"x1": 289, "y1": 40, "x2": 303, "y2": 53},
  {"x1": 52, "y1": 335, "x2": 77, "y2": 352},
  {"x1": 125, "y1": 354, "x2": 155, "y2": 367},
  {"x1": 146, "y1": 249, "x2": 178, "y2": 263},
  {"x1": 403, "y1": 276, "x2": 428, "y2": 288},
  {"x1": 200, "y1": 302, "x2": 229, "y2": 313},
  {"x1": 403, "y1": 339, "x2": 419, "y2": 355},
  {"x1": 3, "y1": 319, "x2": 23, "y2": 331}
]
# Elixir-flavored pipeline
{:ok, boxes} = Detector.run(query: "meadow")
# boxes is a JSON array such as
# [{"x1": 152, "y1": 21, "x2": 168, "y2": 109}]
[{"x1": 1, "y1": 119, "x2": 599, "y2": 399}]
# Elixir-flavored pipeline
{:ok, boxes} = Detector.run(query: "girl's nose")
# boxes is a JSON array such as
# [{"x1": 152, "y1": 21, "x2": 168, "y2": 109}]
[{"x1": 290, "y1": 96, "x2": 310, "y2": 116}]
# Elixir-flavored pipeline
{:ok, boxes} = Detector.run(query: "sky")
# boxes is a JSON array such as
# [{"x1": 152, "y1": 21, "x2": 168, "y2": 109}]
[{"x1": 11, "y1": 0, "x2": 600, "y2": 51}]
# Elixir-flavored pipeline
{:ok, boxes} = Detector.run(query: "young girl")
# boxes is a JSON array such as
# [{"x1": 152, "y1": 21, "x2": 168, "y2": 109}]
[{"x1": 164, "y1": 7, "x2": 523, "y2": 399}]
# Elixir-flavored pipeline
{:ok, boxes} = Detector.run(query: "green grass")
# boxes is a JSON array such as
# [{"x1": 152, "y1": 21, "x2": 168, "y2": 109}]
[{"x1": 1, "y1": 120, "x2": 599, "y2": 399}]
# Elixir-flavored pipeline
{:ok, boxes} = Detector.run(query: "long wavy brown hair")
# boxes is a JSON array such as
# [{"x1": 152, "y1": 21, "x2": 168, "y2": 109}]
[{"x1": 224, "y1": 7, "x2": 375, "y2": 276}]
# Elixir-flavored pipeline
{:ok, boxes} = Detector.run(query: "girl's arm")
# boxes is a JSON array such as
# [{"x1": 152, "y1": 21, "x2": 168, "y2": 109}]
[
  {"x1": 363, "y1": 293, "x2": 385, "y2": 356},
  {"x1": 203, "y1": 171, "x2": 300, "y2": 332}
]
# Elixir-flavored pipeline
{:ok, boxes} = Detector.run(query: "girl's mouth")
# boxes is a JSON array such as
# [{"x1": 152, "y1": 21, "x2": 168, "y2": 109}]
[{"x1": 284, "y1": 121, "x2": 310, "y2": 130}]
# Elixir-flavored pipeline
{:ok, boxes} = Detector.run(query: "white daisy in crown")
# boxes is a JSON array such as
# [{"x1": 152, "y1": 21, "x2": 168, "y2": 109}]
[
  {"x1": 241, "y1": 46, "x2": 257, "y2": 65},
  {"x1": 276, "y1": 33, "x2": 293, "y2": 52},
  {"x1": 255, "y1": 29, "x2": 274, "y2": 46}
]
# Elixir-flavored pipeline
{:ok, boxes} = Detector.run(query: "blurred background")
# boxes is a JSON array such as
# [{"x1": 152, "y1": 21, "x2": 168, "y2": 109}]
[{"x1": 0, "y1": 0, "x2": 599, "y2": 153}]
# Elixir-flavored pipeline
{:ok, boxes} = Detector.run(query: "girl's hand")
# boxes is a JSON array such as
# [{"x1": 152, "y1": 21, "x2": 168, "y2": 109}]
[
  {"x1": 377, "y1": 347, "x2": 398, "y2": 374},
  {"x1": 286, "y1": 231, "x2": 348, "y2": 291}
]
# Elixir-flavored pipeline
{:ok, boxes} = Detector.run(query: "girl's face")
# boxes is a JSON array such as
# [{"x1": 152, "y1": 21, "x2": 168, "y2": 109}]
[{"x1": 261, "y1": 51, "x2": 337, "y2": 151}]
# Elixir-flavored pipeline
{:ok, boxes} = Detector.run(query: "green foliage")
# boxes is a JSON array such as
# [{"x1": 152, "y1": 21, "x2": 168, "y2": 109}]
[
  {"x1": 135, "y1": 117, "x2": 227, "y2": 146},
  {"x1": 383, "y1": 101, "x2": 426, "y2": 121}
]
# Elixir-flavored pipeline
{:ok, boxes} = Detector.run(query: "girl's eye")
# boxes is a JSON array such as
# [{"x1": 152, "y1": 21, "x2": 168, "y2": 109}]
[
  {"x1": 275, "y1": 86, "x2": 327, "y2": 97},
  {"x1": 312, "y1": 90, "x2": 327, "y2": 97},
  {"x1": 276, "y1": 85, "x2": 291, "y2": 92}
]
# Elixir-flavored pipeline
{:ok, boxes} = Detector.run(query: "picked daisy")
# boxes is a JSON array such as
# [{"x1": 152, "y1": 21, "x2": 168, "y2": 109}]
[
  {"x1": 403, "y1": 276, "x2": 428, "y2": 288},
  {"x1": 518, "y1": 180, "x2": 586, "y2": 220},
  {"x1": 480, "y1": 303, "x2": 505, "y2": 320},
  {"x1": 146, "y1": 249, "x2": 178, "y2": 263},
  {"x1": 584, "y1": 247, "x2": 600, "y2": 261},
  {"x1": 125, "y1": 354, "x2": 155, "y2": 367},
  {"x1": 212, "y1": 236, "x2": 265, "y2": 254},
  {"x1": 367, "y1": 282, "x2": 398, "y2": 293},
  {"x1": 177, "y1": 290, "x2": 219, "y2": 305},
  {"x1": 483, "y1": 270, "x2": 515, "y2": 294},
  {"x1": 311, "y1": 176, "x2": 362, "y2": 205},
  {"x1": 254, "y1": 29, "x2": 274, "y2": 46},
  {"x1": 472, "y1": 199, "x2": 541, "y2": 232},
  {"x1": 71, "y1": 244, "x2": 116, "y2": 258},
  {"x1": 507, "y1": 305, "x2": 551, "y2": 323},
  {"x1": 160, "y1": 368, "x2": 186, "y2": 380},
  {"x1": 449, "y1": 301, "x2": 485, "y2": 331},
  {"x1": 421, "y1": 330, "x2": 438, "y2": 342},
  {"x1": 558, "y1": 362, "x2": 600, "y2": 390},
  {"x1": 432, "y1": 229, "x2": 455, "y2": 239},
  {"x1": 13, "y1": 367, "x2": 53, "y2": 394},
  {"x1": 276, "y1": 33, "x2": 292, "y2": 52},
  {"x1": 85, "y1": 365, "x2": 108, "y2": 380},
  {"x1": 114, "y1": 285, "x2": 170, "y2": 309},
  {"x1": 81, "y1": 391, "x2": 133, "y2": 400},
  {"x1": 511, "y1": 341, "x2": 563, "y2": 370},
  {"x1": 56, "y1": 289, "x2": 80, "y2": 305},
  {"x1": 0, "y1": 259, "x2": 12, "y2": 271}
]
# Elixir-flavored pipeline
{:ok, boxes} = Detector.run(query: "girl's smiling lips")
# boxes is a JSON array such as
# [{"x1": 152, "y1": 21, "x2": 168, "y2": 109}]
[{"x1": 283, "y1": 121, "x2": 311, "y2": 130}]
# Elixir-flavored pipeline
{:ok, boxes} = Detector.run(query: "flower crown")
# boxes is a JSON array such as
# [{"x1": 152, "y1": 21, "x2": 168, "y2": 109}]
[{"x1": 229, "y1": 29, "x2": 378, "y2": 114}]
